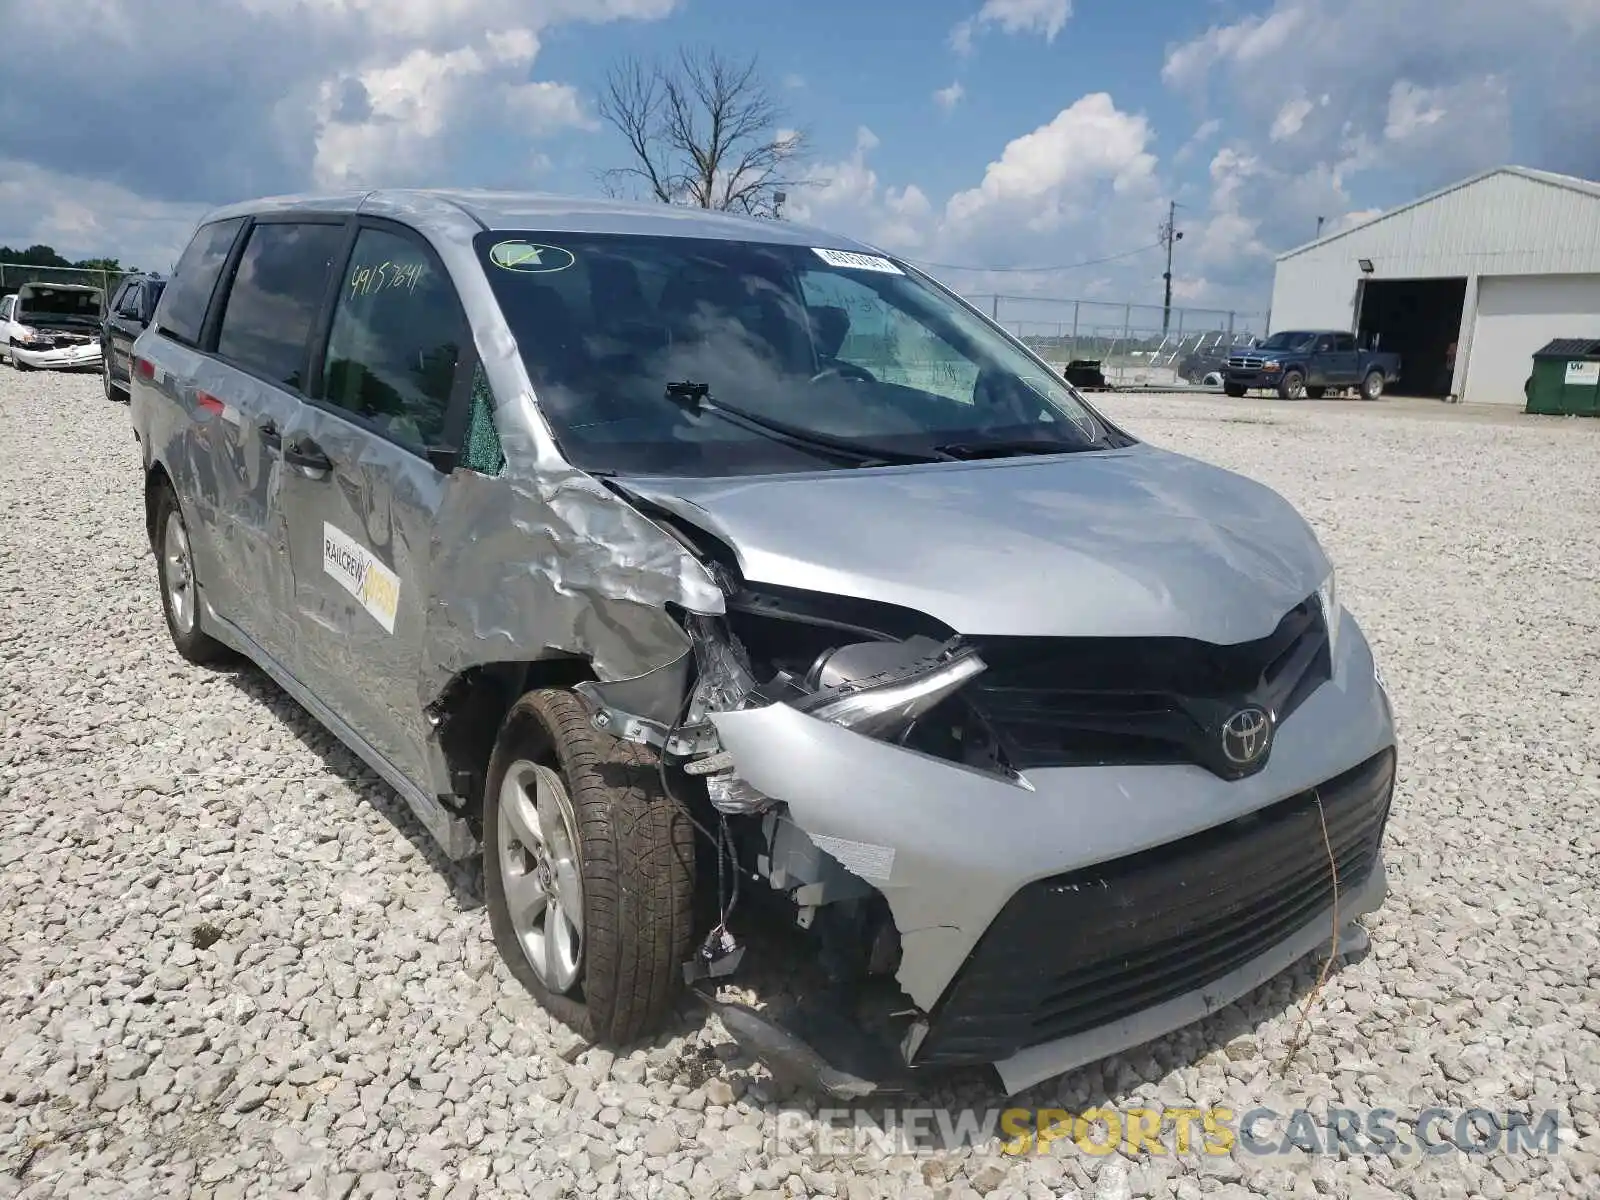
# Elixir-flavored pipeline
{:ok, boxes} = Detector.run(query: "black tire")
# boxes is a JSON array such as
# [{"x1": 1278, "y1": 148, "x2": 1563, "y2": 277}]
[
  {"x1": 103, "y1": 360, "x2": 128, "y2": 403},
  {"x1": 483, "y1": 689, "x2": 696, "y2": 1046},
  {"x1": 1277, "y1": 370, "x2": 1305, "y2": 400},
  {"x1": 153, "y1": 485, "x2": 231, "y2": 665},
  {"x1": 1224, "y1": 384, "x2": 1247, "y2": 398},
  {"x1": 11, "y1": 346, "x2": 31, "y2": 372},
  {"x1": 1305, "y1": 386, "x2": 1326, "y2": 399},
  {"x1": 1361, "y1": 370, "x2": 1385, "y2": 401}
]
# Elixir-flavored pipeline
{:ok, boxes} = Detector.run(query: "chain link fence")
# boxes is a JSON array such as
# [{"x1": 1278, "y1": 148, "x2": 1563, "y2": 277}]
[
  {"x1": 966, "y1": 293, "x2": 1270, "y2": 387},
  {"x1": 0, "y1": 263, "x2": 126, "y2": 309}
]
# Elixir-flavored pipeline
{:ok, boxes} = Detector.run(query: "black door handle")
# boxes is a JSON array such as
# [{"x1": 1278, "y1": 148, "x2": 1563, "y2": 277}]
[{"x1": 284, "y1": 438, "x2": 333, "y2": 474}]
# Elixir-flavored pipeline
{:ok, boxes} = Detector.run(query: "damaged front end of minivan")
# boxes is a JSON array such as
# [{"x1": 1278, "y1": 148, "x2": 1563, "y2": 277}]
[
  {"x1": 573, "y1": 573, "x2": 1007, "y2": 1097},
  {"x1": 568, "y1": 485, "x2": 1397, "y2": 1100}
]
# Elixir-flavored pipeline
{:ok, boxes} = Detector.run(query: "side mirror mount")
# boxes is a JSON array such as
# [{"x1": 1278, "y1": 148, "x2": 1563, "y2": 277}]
[{"x1": 426, "y1": 446, "x2": 460, "y2": 474}]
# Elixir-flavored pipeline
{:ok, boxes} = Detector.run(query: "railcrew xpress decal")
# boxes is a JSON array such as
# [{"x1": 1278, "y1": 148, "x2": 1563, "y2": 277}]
[{"x1": 322, "y1": 523, "x2": 400, "y2": 634}]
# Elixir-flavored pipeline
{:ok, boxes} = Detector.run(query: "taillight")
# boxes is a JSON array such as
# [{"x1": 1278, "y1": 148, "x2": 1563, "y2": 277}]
[
  {"x1": 196, "y1": 391, "x2": 224, "y2": 415},
  {"x1": 134, "y1": 357, "x2": 155, "y2": 380}
]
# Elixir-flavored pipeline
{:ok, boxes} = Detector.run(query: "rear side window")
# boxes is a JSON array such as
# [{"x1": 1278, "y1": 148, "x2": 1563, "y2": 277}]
[
  {"x1": 1333, "y1": 333, "x2": 1356, "y2": 353},
  {"x1": 215, "y1": 222, "x2": 346, "y2": 391},
  {"x1": 117, "y1": 284, "x2": 144, "y2": 318},
  {"x1": 157, "y1": 218, "x2": 244, "y2": 345},
  {"x1": 319, "y1": 226, "x2": 465, "y2": 452}
]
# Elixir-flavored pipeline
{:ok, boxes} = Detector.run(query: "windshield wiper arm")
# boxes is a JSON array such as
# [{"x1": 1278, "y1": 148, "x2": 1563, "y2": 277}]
[
  {"x1": 933, "y1": 438, "x2": 1102, "y2": 460},
  {"x1": 663, "y1": 380, "x2": 951, "y2": 466}
]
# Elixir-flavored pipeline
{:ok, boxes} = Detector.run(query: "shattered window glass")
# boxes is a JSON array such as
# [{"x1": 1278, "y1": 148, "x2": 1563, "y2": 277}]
[{"x1": 461, "y1": 362, "x2": 505, "y2": 476}]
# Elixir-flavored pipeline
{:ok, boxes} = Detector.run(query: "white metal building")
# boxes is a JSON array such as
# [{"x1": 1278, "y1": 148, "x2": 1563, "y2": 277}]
[{"x1": 1268, "y1": 166, "x2": 1600, "y2": 405}]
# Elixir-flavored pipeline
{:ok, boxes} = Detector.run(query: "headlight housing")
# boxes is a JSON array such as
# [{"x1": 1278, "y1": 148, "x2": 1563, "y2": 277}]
[
  {"x1": 796, "y1": 640, "x2": 986, "y2": 739},
  {"x1": 1262, "y1": 360, "x2": 1281, "y2": 372},
  {"x1": 1317, "y1": 569, "x2": 1341, "y2": 664},
  {"x1": 15, "y1": 326, "x2": 51, "y2": 346}
]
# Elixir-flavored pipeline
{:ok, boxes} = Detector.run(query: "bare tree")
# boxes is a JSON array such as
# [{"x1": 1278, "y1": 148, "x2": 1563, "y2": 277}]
[{"x1": 596, "y1": 48, "x2": 808, "y2": 218}]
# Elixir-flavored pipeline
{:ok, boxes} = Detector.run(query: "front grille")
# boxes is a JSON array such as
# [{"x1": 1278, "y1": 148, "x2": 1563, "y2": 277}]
[
  {"x1": 968, "y1": 596, "x2": 1329, "y2": 778},
  {"x1": 1228, "y1": 356, "x2": 1265, "y2": 369},
  {"x1": 913, "y1": 747, "x2": 1394, "y2": 1067}
]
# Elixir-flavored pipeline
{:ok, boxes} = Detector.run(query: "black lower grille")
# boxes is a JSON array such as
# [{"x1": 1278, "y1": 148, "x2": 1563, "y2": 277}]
[
  {"x1": 968, "y1": 595, "x2": 1330, "y2": 778},
  {"x1": 914, "y1": 748, "x2": 1395, "y2": 1067}
]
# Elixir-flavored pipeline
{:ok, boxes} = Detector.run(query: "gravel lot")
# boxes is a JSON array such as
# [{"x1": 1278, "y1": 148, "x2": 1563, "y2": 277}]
[{"x1": 2, "y1": 369, "x2": 1598, "y2": 1200}]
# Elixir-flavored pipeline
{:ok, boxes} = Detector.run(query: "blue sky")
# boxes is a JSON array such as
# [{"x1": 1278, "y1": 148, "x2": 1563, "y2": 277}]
[{"x1": 2, "y1": 0, "x2": 1597, "y2": 317}]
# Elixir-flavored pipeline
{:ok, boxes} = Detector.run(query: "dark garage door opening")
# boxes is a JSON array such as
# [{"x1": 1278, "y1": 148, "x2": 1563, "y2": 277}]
[{"x1": 1356, "y1": 277, "x2": 1467, "y2": 398}]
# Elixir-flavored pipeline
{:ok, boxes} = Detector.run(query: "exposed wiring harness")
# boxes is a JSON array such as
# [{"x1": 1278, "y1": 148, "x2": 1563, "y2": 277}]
[{"x1": 657, "y1": 689, "x2": 742, "y2": 935}]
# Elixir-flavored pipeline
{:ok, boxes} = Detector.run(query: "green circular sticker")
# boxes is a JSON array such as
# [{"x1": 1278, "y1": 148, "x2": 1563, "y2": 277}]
[{"x1": 488, "y1": 240, "x2": 576, "y2": 273}]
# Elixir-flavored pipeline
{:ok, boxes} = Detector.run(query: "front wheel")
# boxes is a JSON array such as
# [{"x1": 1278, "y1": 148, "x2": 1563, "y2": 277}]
[
  {"x1": 1277, "y1": 370, "x2": 1306, "y2": 400},
  {"x1": 11, "y1": 347, "x2": 31, "y2": 372},
  {"x1": 1361, "y1": 370, "x2": 1385, "y2": 401},
  {"x1": 1224, "y1": 384, "x2": 1247, "y2": 398},
  {"x1": 483, "y1": 689, "x2": 696, "y2": 1045}
]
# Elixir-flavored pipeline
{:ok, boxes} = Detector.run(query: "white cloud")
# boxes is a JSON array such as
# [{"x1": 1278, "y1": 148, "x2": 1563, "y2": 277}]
[
  {"x1": 934, "y1": 82, "x2": 966, "y2": 111},
  {"x1": 1161, "y1": 0, "x2": 1600, "y2": 306},
  {"x1": 1269, "y1": 96, "x2": 1315, "y2": 142},
  {"x1": 945, "y1": 93, "x2": 1157, "y2": 229},
  {"x1": 0, "y1": 160, "x2": 207, "y2": 269},
  {"x1": 0, "y1": 0, "x2": 682, "y2": 208},
  {"x1": 952, "y1": 0, "x2": 1072, "y2": 53}
]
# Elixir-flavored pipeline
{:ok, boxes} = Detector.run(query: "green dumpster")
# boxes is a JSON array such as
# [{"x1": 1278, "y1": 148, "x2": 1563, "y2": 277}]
[{"x1": 1525, "y1": 338, "x2": 1600, "y2": 416}]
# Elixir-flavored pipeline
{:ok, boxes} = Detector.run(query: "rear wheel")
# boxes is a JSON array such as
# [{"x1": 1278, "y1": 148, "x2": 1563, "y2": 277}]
[
  {"x1": 103, "y1": 360, "x2": 127, "y2": 402},
  {"x1": 154, "y1": 485, "x2": 231, "y2": 665},
  {"x1": 483, "y1": 689, "x2": 696, "y2": 1045},
  {"x1": 1277, "y1": 370, "x2": 1306, "y2": 400},
  {"x1": 1305, "y1": 385, "x2": 1326, "y2": 399},
  {"x1": 1361, "y1": 370, "x2": 1385, "y2": 401}
]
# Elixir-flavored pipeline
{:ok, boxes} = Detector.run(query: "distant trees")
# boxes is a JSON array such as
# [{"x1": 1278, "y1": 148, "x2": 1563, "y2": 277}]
[
  {"x1": 596, "y1": 47, "x2": 808, "y2": 218},
  {"x1": 0, "y1": 245, "x2": 135, "y2": 272}
]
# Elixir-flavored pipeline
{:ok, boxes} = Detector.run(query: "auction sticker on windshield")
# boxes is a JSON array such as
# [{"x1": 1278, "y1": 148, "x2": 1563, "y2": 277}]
[
  {"x1": 488, "y1": 241, "x2": 576, "y2": 274},
  {"x1": 322, "y1": 522, "x2": 401, "y2": 634},
  {"x1": 812, "y1": 248, "x2": 904, "y2": 274}
]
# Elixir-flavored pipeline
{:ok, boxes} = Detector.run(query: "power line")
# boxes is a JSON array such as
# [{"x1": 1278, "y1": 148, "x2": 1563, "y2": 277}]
[{"x1": 901, "y1": 241, "x2": 1165, "y2": 274}]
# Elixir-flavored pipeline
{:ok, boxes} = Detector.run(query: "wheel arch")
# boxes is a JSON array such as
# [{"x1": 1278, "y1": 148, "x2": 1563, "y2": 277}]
[
  {"x1": 429, "y1": 655, "x2": 604, "y2": 824},
  {"x1": 143, "y1": 461, "x2": 174, "y2": 551}
]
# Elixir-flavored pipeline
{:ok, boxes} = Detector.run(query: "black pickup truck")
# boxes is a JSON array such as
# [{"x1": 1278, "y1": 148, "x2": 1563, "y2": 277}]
[{"x1": 1224, "y1": 330, "x2": 1401, "y2": 400}]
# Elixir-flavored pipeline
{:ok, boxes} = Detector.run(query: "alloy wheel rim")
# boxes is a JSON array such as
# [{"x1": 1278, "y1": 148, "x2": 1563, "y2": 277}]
[
  {"x1": 163, "y1": 513, "x2": 195, "y2": 634},
  {"x1": 498, "y1": 760, "x2": 585, "y2": 993}
]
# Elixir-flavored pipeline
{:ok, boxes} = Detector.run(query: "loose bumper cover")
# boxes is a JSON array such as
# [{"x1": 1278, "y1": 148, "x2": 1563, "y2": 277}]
[{"x1": 709, "y1": 608, "x2": 1395, "y2": 1093}]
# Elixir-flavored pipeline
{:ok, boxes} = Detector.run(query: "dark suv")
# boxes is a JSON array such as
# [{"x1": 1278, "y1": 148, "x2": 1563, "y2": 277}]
[{"x1": 101, "y1": 273, "x2": 165, "y2": 401}]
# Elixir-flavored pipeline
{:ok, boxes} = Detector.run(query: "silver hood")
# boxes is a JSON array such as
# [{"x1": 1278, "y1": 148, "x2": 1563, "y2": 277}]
[{"x1": 616, "y1": 443, "x2": 1332, "y2": 645}]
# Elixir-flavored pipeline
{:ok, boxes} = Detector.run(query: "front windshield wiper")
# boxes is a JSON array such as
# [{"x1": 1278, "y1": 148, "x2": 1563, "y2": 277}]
[
  {"x1": 662, "y1": 380, "x2": 951, "y2": 467},
  {"x1": 933, "y1": 437, "x2": 1106, "y2": 460}
]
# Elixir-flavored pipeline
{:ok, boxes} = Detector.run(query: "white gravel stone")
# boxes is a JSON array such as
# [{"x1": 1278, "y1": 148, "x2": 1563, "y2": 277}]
[{"x1": 2, "y1": 375, "x2": 1598, "y2": 1199}]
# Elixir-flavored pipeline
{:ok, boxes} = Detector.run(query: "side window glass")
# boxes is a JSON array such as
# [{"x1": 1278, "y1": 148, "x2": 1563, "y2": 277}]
[
  {"x1": 1335, "y1": 334, "x2": 1356, "y2": 353},
  {"x1": 119, "y1": 285, "x2": 144, "y2": 318},
  {"x1": 156, "y1": 217, "x2": 245, "y2": 345},
  {"x1": 1314, "y1": 337, "x2": 1332, "y2": 353},
  {"x1": 461, "y1": 362, "x2": 506, "y2": 475},
  {"x1": 215, "y1": 222, "x2": 345, "y2": 390},
  {"x1": 320, "y1": 226, "x2": 465, "y2": 453},
  {"x1": 798, "y1": 270, "x2": 980, "y2": 405},
  {"x1": 2, "y1": 297, "x2": 13, "y2": 321}
]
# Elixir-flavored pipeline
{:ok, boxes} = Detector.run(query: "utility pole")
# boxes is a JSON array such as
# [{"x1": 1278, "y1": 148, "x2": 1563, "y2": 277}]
[{"x1": 1160, "y1": 200, "x2": 1184, "y2": 335}]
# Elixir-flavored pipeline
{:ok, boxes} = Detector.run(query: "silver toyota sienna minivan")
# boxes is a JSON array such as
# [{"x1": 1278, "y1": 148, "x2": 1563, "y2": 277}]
[{"x1": 130, "y1": 190, "x2": 1396, "y2": 1098}]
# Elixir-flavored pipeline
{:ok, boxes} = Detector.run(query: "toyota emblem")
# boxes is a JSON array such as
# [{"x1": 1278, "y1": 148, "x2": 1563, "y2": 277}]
[{"x1": 1221, "y1": 706, "x2": 1272, "y2": 766}]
